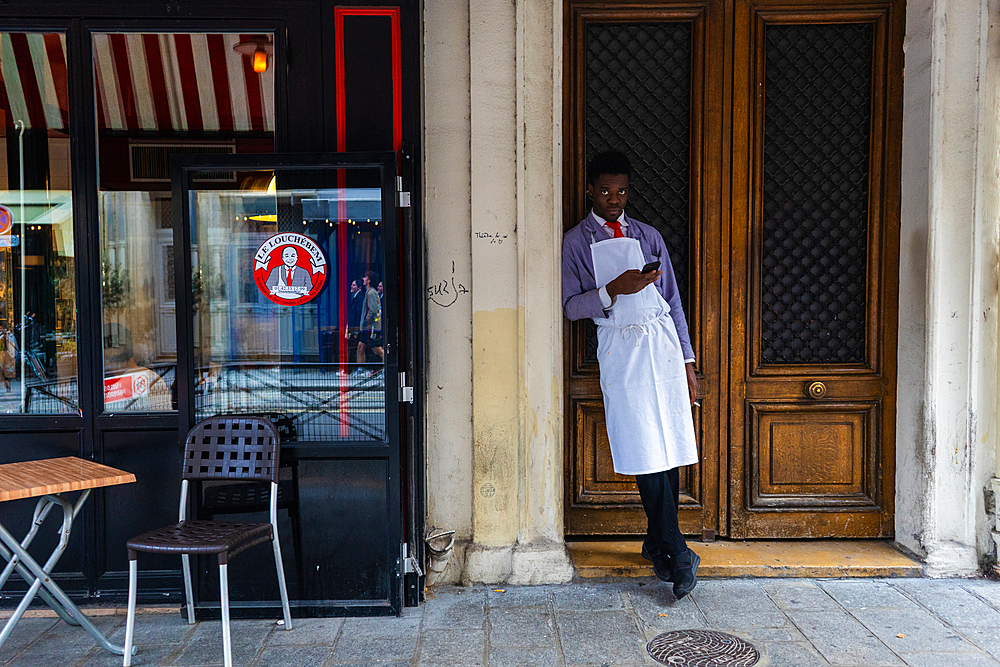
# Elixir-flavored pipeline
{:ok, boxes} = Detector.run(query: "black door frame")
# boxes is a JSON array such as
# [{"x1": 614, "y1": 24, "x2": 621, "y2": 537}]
[{"x1": 173, "y1": 151, "x2": 404, "y2": 616}]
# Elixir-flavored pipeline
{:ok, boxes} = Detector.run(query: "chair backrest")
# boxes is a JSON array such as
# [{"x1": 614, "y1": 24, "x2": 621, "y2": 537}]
[{"x1": 182, "y1": 416, "x2": 280, "y2": 483}]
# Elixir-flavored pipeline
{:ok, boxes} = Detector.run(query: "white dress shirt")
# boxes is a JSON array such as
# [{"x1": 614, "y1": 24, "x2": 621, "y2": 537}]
[
  {"x1": 592, "y1": 209, "x2": 628, "y2": 309},
  {"x1": 591, "y1": 210, "x2": 694, "y2": 365}
]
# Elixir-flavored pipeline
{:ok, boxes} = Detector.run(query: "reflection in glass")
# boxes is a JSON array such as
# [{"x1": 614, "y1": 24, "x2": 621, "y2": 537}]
[
  {"x1": 94, "y1": 32, "x2": 275, "y2": 412},
  {"x1": 0, "y1": 32, "x2": 78, "y2": 414},
  {"x1": 190, "y1": 171, "x2": 385, "y2": 441}
]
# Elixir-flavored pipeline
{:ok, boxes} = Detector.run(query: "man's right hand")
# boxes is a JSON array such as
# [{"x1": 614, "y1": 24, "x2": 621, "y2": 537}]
[{"x1": 606, "y1": 269, "x2": 663, "y2": 298}]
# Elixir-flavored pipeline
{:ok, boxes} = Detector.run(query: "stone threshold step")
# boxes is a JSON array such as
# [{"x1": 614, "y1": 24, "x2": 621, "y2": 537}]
[{"x1": 568, "y1": 539, "x2": 922, "y2": 578}]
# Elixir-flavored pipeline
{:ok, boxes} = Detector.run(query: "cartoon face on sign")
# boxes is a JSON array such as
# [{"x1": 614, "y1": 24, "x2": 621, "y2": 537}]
[{"x1": 253, "y1": 233, "x2": 327, "y2": 306}]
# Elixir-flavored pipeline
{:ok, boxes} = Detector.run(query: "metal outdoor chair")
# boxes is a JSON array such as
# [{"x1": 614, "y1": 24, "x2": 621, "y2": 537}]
[
  {"x1": 122, "y1": 416, "x2": 293, "y2": 667},
  {"x1": 198, "y1": 413, "x2": 304, "y2": 592}
]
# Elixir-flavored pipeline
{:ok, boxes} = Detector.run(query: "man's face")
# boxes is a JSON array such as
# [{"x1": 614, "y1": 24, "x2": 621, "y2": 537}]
[
  {"x1": 377, "y1": 282, "x2": 383, "y2": 295},
  {"x1": 363, "y1": 275, "x2": 370, "y2": 289},
  {"x1": 281, "y1": 247, "x2": 298, "y2": 268},
  {"x1": 351, "y1": 280, "x2": 360, "y2": 294},
  {"x1": 587, "y1": 173, "x2": 629, "y2": 222}
]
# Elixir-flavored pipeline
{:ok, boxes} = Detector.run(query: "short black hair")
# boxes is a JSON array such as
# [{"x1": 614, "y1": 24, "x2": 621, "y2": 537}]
[
  {"x1": 587, "y1": 151, "x2": 632, "y2": 185},
  {"x1": 365, "y1": 270, "x2": 381, "y2": 286}
]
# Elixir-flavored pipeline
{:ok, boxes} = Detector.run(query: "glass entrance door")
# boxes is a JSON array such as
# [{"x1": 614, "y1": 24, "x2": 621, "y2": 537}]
[{"x1": 175, "y1": 152, "x2": 403, "y2": 614}]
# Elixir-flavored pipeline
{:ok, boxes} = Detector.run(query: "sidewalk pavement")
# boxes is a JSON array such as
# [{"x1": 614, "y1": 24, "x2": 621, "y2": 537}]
[{"x1": 2, "y1": 578, "x2": 1000, "y2": 667}]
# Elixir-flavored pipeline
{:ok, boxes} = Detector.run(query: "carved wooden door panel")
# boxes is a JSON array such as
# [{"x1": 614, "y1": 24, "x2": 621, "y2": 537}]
[
  {"x1": 728, "y1": 0, "x2": 903, "y2": 538},
  {"x1": 563, "y1": 0, "x2": 902, "y2": 540},
  {"x1": 563, "y1": 0, "x2": 725, "y2": 538}
]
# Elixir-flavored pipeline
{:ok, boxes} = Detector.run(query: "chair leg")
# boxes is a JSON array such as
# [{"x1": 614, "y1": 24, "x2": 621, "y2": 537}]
[
  {"x1": 271, "y1": 535, "x2": 293, "y2": 630},
  {"x1": 123, "y1": 558, "x2": 137, "y2": 667},
  {"x1": 181, "y1": 554, "x2": 195, "y2": 625},
  {"x1": 219, "y1": 561, "x2": 232, "y2": 667}
]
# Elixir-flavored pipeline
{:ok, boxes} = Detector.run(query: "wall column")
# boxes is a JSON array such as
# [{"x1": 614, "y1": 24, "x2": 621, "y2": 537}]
[
  {"x1": 509, "y1": 0, "x2": 573, "y2": 584},
  {"x1": 464, "y1": 0, "x2": 524, "y2": 581},
  {"x1": 899, "y1": 0, "x2": 998, "y2": 577},
  {"x1": 422, "y1": 0, "x2": 474, "y2": 583},
  {"x1": 464, "y1": 0, "x2": 572, "y2": 583}
]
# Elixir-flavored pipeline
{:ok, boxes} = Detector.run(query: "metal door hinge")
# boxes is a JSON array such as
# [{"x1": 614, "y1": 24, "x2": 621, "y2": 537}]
[
  {"x1": 402, "y1": 543, "x2": 423, "y2": 576},
  {"x1": 399, "y1": 372, "x2": 414, "y2": 403},
  {"x1": 397, "y1": 176, "x2": 411, "y2": 208}
]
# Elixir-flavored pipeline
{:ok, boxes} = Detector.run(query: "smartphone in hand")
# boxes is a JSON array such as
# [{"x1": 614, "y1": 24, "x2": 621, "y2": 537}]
[{"x1": 641, "y1": 260, "x2": 661, "y2": 274}]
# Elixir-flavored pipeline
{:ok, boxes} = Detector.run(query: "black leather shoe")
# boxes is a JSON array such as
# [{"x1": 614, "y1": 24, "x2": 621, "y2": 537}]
[
  {"x1": 650, "y1": 552, "x2": 672, "y2": 583},
  {"x1": 668, "y1": 549, "x2": 700, "y2": 600}
]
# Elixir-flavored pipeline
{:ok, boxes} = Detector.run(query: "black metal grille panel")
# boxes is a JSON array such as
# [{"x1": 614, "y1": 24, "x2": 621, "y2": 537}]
[
  {"x1": 759, "y1": 24, "x2": 872, "y2": 364},
  {"x1": 195, "y1": 364, "x2": 387, "y2": 442},
  {"x1": 584, "y1": 22, "x2": 692, "y2": 363}
]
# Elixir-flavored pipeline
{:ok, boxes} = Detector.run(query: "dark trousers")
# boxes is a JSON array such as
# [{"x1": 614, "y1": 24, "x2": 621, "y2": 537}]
[{"x1": 634, "y1": 467, "x2": 686, "y2": 556}]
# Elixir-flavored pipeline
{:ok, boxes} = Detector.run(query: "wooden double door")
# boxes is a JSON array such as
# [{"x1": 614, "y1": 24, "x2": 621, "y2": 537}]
[{"x1": 564, "y1": 0, "x2": 903, "y2": 539}]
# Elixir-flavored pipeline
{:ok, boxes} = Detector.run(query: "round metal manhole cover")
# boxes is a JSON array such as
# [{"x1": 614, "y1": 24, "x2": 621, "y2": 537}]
[{"x1": 647, "y1": 629, "x2": 760, "y2": 667}]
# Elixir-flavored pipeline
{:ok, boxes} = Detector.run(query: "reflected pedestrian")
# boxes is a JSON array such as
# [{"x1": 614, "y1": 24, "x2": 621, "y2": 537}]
[{"x1": 356, "y1": 271, "x2": 384, "y2": 377}]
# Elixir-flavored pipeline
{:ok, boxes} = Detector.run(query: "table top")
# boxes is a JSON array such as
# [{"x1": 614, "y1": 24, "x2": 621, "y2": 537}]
[{"x1": 0, "y1": 457, "x2": 135, "y2": 502}]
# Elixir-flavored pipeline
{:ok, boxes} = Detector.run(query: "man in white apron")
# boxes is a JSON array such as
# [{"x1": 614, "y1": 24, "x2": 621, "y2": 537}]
[{"x1": 562, "y1": 151, "x2": 700, "y2": 599}]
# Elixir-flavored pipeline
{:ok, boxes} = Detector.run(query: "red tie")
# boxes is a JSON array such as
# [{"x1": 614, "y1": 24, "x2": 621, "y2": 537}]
[{"x1": 606, "y1": 221, "x2": 624, "y2": 238}]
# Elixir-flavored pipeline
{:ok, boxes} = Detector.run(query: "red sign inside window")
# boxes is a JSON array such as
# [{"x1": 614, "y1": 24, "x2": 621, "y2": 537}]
[{"x1": 104, "y1": 372, "x2": 149, "y2": 403}]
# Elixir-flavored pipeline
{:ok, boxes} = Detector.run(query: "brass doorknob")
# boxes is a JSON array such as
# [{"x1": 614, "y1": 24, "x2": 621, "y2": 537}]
[{"x1": 807, "y1": 381, "x2": 827, "y2": 399}]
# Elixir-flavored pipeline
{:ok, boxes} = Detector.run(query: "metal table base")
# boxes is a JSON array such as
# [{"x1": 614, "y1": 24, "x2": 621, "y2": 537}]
[{"x1": 0, "y1": 490, "x2": 133, "y2": 656}]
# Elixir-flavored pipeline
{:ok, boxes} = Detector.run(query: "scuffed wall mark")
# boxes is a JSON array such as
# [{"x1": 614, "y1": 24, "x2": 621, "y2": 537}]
[
  {"x1": 428, "y1": 261, "x2": 470, "y2": 307},
  {"x1": 472, "y1": 306, "x2": 521, "y2": 543},
  {"x1": 475, "y1": 231, "x2": 510, "y2": 244}
]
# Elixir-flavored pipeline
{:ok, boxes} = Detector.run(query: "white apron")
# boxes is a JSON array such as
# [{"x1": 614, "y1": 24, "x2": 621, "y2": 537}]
[{"x1": 590, "y1": 234, "x2": 699, "y2": 475}]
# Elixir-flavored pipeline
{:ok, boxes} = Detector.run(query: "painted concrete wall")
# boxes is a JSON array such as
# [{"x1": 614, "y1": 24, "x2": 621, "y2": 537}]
[
  {"x1": 423, "y1": 0, "x2": 474, "y2": 581},
  {"x1": 423, "y1": 0, "x2": 572, "y2": 584}
]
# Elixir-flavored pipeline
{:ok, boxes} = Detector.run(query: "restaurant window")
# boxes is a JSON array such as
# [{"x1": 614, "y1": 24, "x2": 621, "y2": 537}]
[
  {"x1": 93, "y1": 32, "x2": 275, "y2": 412},
  {"x1": 186, "y1": 166, "x2": 388, "y2": 442},
  {"x1": 0, "y1": 32, "x2": 78, "y2": 415}
]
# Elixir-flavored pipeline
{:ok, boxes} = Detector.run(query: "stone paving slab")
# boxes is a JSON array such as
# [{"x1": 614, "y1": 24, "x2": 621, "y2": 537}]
[
  {"x1": 894, "y1": 580, "x2": 1000, "y2": 629},
  {"x1": 818, "y1": 580, "x2": 920, "y2": 609},
  {"x1": 785, "y1": 608, "x2": 904, "y2": 666},
  {"x1": 1, "y1": 578, "x2": 1000, "y2": 666},
  {"x1": 852, "y1": 606, "x2": 978, "y2": 655}
]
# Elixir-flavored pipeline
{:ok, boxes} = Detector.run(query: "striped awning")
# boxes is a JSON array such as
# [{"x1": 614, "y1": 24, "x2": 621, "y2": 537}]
[
  {"x1": 0, "y1": 32, "x2": 274, "y2": 133},
  {"x1": 0, "y1": 33, "x2": 69, "y2": 131}
]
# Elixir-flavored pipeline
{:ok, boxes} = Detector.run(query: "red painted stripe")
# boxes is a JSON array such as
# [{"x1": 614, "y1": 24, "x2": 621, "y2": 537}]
[
  {"x1": 108, "y1": 33, "x2": 139, "y2": 131},
  {"x1": 390, "y1": 9, "x2": 402, "y2": 155},
  {"x1": 334, "y1": 9, "x2": 347, "y2": 152},
  {"x1": 338, "y1": 210, "x2": 349, "y2": 436},
  {"x1": 335, "y1": 8, "x2": 403, "y2": 158},
  {"x1": 42, "y1": 34, "x2": 70, "y2": 130},
  {"x1": 334, "y1": 10, "x2": 349, "y2": 433},
  {"x1": 142, "y1": 34, "x2": 173, "y2": 131},
  {"x1": 206, "y1": 33, "x2": 234, "y2": 131},
  {"x1": 333, "y1": 8, "x2": 406, "y2": 429},
  {"x1": 239, "y1": 34, "x2": 265, "y2": 133},
  {"x1": 10, "y1": 33, "x2": 47, "y2": 129},
  {"x1": 173, "y1": 34, "x2": 203, "y2": 132}
]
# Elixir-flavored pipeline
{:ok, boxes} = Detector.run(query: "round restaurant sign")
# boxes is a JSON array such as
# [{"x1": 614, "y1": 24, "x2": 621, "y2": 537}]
[
  {"x1": 0, "y1": 205, "x2": 12, "y2": 235},
  {"x1": 253, "y1": 232, "x2": 327, "y2": 306}
]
